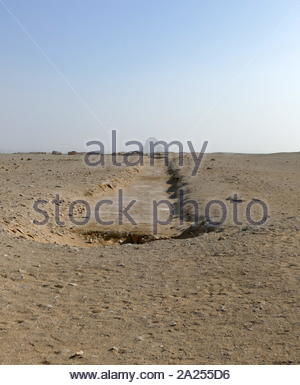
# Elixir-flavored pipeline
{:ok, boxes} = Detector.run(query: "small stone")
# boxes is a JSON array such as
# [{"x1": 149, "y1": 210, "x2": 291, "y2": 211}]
[
  {"x1": 108, "y1": 346, "x2": 119, "y2": 352},
  {"x1": 41, "y1": 359, "x2": 51, "y2": 364},
  {"x1": 37, "y1": 303, "x2": 53, "y2": 310},
  {"x1": 69, "y1": 350, "x2": 84, "y2": 359}
]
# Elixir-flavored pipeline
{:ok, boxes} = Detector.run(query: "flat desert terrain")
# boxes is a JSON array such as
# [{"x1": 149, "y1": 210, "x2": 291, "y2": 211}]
[{"x1": 0, "y1": 152, "x2": 299, "y2": 364}]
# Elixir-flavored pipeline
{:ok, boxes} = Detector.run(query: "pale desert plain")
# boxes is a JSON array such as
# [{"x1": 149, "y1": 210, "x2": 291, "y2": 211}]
[{"x1": 0, "y1": 151, "x2": 299, "y2": 364}]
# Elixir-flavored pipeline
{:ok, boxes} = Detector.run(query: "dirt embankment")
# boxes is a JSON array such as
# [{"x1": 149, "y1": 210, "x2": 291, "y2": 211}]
[{"x1": 0, "y1": 153, "x2": 141, "y2": 245}]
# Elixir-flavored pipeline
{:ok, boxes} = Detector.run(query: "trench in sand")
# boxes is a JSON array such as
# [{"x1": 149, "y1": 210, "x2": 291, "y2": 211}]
[
  {"x1": 6, "y1": 158, "x2": 216, "y2": 247},
  {"x1": 71, "y1": 160, "x2": 215, "y2": 246},
  {"x1": 73, "y1": 162, "x2": 179, "y2": 245}
]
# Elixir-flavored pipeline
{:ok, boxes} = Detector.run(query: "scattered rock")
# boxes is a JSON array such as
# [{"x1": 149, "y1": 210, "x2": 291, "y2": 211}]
[
  {"x1": 69, "y1": 350, "x2": 84, "y2": 359},
  {"x1": 37, "y1": 304, "x2": 53, "y2": 310},
  {"x1": 108, "y1": 346, "x2": 119, "y2": 352}
]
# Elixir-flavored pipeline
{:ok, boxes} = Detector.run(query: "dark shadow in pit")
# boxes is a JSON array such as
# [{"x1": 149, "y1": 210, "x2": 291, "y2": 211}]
[
  {"x1": 75, "y1": 227, "x2": 169, "y2": 246},
  {"x1": 165, "y1": 161, "x2": 222, "y2": 238},
  {"x1": 166, "y1": 162, "x2": 200, "y2": 223},
  {"x1": 76, "y1": 224, "x2": 220, "y2": 245},
  {"x1": 173, "y1": 223, "x2": 222, "y2": 239}
]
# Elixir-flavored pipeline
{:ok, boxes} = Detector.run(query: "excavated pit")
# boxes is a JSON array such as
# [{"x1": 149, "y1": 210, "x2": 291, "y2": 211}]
[
  {"x1": 76, "y1": 223, "x2": 218, "y2": 246},
  {"x1": 4, "y1": 158, "x2": 219, "y2": 248}
]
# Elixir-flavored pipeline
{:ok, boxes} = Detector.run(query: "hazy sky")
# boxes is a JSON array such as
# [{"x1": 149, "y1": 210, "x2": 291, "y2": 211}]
[{"x1": 0, "y1": 0, "x2": 299, "y2": 153}]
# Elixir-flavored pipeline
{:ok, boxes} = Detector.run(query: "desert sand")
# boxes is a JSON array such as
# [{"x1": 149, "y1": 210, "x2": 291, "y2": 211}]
[{"x1": 0, "y1": 152, "x2": 299, "y2": 364}]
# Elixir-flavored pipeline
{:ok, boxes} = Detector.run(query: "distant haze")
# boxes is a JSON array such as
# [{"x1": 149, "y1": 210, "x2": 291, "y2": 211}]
[{"x1": 0, "y1": 0, "x2": 299, "y2": 153}]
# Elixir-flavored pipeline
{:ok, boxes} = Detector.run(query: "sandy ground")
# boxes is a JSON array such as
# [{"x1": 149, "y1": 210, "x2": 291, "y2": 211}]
[{"x1": 0, "y1": 152, "x2": 299, "y2": 364}]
